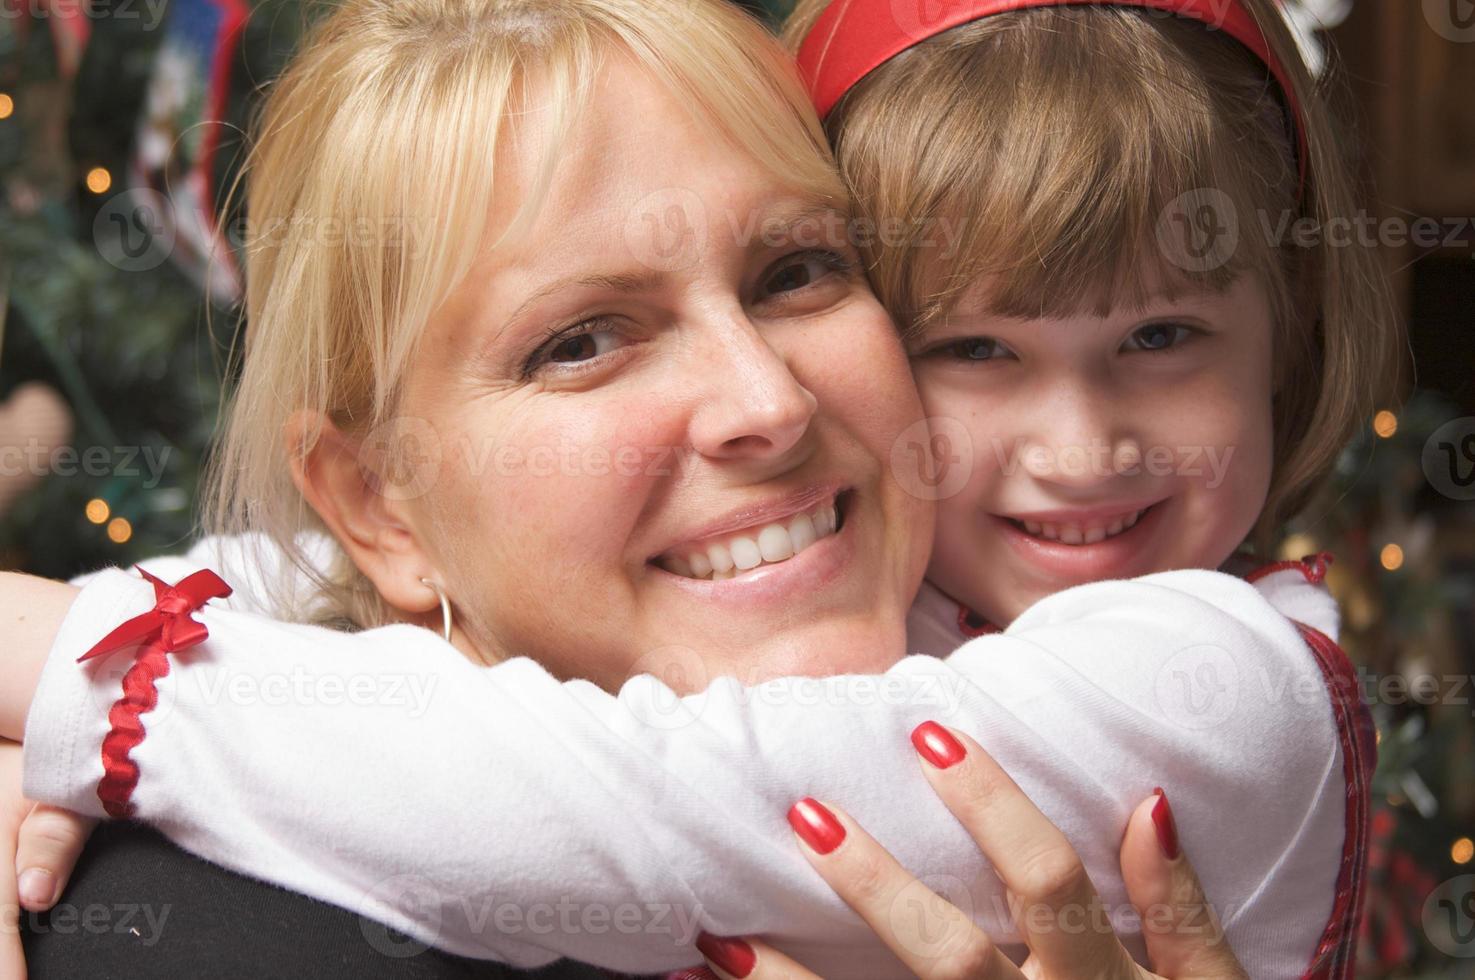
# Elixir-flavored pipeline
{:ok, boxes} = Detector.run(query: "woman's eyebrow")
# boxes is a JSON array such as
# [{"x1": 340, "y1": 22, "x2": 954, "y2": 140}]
[
  {"x1": 504, "y1": 269, "x2": 666, "y2": 327},
  {"x1": 747, "y1": 201, "x2": 851, "y2": 245}
]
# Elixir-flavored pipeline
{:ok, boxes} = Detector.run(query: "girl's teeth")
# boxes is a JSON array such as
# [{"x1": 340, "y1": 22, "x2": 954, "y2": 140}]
[
  {"x1": 1016, "y1": 507, "x2": 1148, "y2": 546},
  {"x1": 662, "y1": 499, "x2": 842, "y2": 581}
]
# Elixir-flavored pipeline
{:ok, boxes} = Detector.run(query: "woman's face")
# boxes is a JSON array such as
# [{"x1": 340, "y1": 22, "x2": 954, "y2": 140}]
[{"x1": 389, "y1": 56, "x2": 933, "y2": 693}]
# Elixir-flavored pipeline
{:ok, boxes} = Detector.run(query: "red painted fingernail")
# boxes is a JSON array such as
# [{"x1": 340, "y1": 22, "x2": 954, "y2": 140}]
[
  {"x1": 788, "y1": 797, "x2": 846, "y2": 854},
  {"x1": 696, "y1": 932, "x2": 756, "y2": 978},
  {"x1": 1152, "y1": 787, "x2": 1180, "y2": 860},
  {"x1": 912, "y1": 720, "x2": 967, "y2": 769}
]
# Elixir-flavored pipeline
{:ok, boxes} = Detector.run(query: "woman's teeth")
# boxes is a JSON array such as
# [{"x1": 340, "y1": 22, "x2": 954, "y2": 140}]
[
  {"x1": 1017, "y1": 508, "x2": 1144, "y2": 545},
  {"x1": 660, "y1": 500, "x2": 839, "y2": 581}
]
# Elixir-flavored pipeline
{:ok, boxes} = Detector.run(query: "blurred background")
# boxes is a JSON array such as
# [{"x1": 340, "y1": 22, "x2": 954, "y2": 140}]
[{"x1": 0, "y1": 0, "x2": 1472, "y2": 974}]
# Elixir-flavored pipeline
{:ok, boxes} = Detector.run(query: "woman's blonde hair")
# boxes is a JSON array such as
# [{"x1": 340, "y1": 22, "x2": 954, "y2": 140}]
[
  {"x1": 782, "y1": 0, "x2": 1403, "y2": 548},
  {"x1": 201, "y1": 0, "x2": 846, "y2": 629}
]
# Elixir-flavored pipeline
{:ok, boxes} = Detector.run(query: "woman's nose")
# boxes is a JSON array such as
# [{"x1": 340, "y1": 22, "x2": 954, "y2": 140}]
[{"x1": 687, "y1": 321, "x2": 818, "y2": 463}]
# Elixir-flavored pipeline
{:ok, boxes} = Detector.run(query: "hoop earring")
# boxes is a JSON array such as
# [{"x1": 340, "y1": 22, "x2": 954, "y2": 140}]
[{"x1": 419, "y1": 577, "x2": 453, "y2": 643}]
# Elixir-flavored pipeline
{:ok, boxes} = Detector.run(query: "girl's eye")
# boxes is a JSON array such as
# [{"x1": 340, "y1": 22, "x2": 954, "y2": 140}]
[
  {"x1": 1124, "y1": 323, "x2": 1192, "y2": 353},
  {"x1": 932, "y1": 337, "x2": 1014, "y2": 362},
  {"x1": 525, "y1": 319, "x2": 628, "y2": 376},
  {"x1": 760, "y1": 250, "x2": 852, "y2": 298}
]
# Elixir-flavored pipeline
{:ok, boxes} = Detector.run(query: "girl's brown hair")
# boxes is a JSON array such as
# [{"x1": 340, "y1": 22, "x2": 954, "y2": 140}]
[{"x1": 782, "y1": 0, "x2": 1403, "y2": 547}]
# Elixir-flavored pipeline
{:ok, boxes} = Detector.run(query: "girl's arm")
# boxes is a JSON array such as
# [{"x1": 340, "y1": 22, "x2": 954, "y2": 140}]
[
  {"x1": 17, "y1": 559, "x2": 1361, "y2": 979},
  {"x1": 0, "y1": 572, "x2": 81, "y2": 742}
]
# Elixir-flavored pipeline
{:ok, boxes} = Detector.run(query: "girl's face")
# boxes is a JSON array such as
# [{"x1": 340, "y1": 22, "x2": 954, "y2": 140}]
[
  {"x1": 392, "y1": 56, "x2": 933, "y2": 692},
  {"x1": 909, "y1": 272, "x2": 1276, "y2": 626}
]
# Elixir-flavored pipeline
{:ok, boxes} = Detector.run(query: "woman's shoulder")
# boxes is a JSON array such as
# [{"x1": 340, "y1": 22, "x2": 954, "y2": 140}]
[{"x1": 21, "y1": 821, "x2": 610, "y2": 980}]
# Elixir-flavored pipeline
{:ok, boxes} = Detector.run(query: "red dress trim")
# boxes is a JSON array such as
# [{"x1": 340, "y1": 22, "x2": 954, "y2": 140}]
[
  {"x1": 1293, "y1": 620, "x2": 1376, "y2": 980},
  {"x1": 957, "y1": 604, "x2": 1001, "y2": 638},
  {"x1": 1244, "y1": 551, "x2": 1333, "y2": 586},
  {"x1": 78, "y1": 566, "x2": 232, "y2": 818}
]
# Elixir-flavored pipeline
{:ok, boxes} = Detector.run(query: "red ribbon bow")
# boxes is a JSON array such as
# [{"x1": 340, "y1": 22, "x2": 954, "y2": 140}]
[{"x1": 77, "y1": 566, "x2": 234, "y2": 663}]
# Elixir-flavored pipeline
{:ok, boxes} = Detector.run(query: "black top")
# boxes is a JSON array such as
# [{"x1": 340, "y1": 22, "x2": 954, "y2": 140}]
[{"x1": 22, "y1": 821, "x2": 618, "y2": 980}]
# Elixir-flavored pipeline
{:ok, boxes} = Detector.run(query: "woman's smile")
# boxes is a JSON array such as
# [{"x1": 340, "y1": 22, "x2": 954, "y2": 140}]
[{"x1": 650, "y1": 486, "x2": 858, "y2": 608}]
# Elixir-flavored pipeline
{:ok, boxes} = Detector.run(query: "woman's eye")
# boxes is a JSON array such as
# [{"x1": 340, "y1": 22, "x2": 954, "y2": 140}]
[
  {"x1": 761, "y1": 250, "x2": 850, "y2": 297},
  {"x1": 1124, "y1": 323, "x2": 1192, "y2": 353},
  {"x1": 935, "y1": 337, "x2": 1013, "y2": 362},
  {"x1": 525, "y1": 319, "x2": 627, "y2": 375}
]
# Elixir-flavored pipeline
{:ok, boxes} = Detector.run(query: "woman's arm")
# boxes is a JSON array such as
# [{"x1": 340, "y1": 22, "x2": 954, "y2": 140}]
[{"x1": 15, "y1": 561, "x2": 1360, "y2": 978}]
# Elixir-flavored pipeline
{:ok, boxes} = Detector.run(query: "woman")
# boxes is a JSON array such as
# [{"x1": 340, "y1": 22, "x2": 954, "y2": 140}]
[{"x1": 3, "y1": 0, "x2": 1258, "y2": 975}]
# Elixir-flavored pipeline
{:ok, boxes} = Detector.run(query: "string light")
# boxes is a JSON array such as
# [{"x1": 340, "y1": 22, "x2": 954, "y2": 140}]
[
  {"x1": 1379, "y1": 543, "x2": 1404, "y2": 571},
  {"x1": 106, "y1": 516, "x2": 132, "y2": 543},
  {"x1": 1372, "y1": 410, "x2": 1398, "y2": 439},
  {"x1": 0, "y1": 93, "x2": 13, "y2": 120},
  {"x1": 1453, "y1": 838, "x2": 1474, "y2": 865},
  {"x1": 84, "y1": 498, "x2": 110, "y2": 524},
  {"x1": 85, "y1": 167, "x2": 112, "y2": 194}
]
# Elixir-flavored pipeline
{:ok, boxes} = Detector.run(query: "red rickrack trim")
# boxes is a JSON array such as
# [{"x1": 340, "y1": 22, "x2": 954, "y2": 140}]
[
  {"x1": 1293, "y1": 620, "x2": 1376, "y2": 980},
  {"x1": 1245, "y1": 551, "x2": 1333, "y2": 585},
  {"x1": 78, "y1": 566, "x2": 232, "y2": 818}
]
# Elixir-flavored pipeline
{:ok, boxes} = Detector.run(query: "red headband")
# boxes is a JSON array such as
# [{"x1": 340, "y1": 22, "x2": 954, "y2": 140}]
[{"x1": 797, "y1": 0, "x2": 1307, "y2": 188}]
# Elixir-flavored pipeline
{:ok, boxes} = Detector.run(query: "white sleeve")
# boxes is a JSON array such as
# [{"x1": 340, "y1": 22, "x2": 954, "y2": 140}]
[{"x1": 21, "y1": 562, "x2": 1354, "y2": 979}]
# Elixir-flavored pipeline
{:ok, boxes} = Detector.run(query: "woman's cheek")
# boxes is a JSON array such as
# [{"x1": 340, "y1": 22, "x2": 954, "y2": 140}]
[{"x1": 472, "y1": 400, "x2": 682, "y2": 551}]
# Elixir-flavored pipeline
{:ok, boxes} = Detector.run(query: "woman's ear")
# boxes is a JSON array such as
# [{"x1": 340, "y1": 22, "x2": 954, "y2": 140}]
[{"x1": 283, "y1": 410, "x2": 440, "y2": 617}]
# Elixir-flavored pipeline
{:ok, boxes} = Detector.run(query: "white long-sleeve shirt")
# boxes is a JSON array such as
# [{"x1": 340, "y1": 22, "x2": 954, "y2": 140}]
[{"x1": 21, "y1": 535, "x2": 1371, "y2": 979}]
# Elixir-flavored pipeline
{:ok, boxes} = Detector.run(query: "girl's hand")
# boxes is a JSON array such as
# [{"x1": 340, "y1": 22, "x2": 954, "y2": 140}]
[
  {"x1": 696, "y1": 722, "x2": 1248, "y2": 979},
  {"x1": 2, "y1": 739, "x2": 98, "y2": 980}
]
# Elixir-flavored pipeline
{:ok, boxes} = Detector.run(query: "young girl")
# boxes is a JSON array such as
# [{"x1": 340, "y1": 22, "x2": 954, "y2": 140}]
[{"x1": 6, "y1": 0, "x2": 1395, "y2": 976}]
